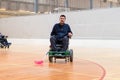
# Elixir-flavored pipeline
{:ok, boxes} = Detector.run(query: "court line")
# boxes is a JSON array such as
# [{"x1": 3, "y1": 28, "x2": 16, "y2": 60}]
[
  {"x1": 0, "y1": 60, "x2": 105, "y2": 80},
  {"x1": 74, "y1": 57, "x2": 106, "y2": 80}
]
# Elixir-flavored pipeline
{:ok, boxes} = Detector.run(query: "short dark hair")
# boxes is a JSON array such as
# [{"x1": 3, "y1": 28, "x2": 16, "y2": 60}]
[{"x1": 60, "y1": 15, "x2": 66, "y2": 18}]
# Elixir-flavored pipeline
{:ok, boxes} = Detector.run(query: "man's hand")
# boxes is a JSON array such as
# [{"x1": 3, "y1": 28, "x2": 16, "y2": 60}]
[{"x1": 68, "y1": 32, "x2": 73, "y2": 38}]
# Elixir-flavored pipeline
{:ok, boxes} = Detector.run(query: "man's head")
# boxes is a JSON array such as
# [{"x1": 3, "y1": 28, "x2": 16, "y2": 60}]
[{"x1": 59, "y1": 15, "x2": 66, "y2": 25}]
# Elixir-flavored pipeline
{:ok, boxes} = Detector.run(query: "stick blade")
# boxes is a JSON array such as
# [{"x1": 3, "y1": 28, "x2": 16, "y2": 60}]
[{"x1": 34, "y1": 60, "x2": 43, "y2": 64}]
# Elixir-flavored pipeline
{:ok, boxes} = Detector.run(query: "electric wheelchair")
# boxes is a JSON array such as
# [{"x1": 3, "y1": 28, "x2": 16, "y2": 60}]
[
  {"x1": 48, "y1": 39, "x2": 73, "y2": 63},
  {"x1": 0, "y1": 36, "x2": 11, "y2": 48}
]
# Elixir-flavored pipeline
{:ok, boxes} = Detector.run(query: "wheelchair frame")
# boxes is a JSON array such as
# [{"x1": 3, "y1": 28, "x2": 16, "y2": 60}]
[{"x1": 48, "y1": 48, "x2": 73, "y2": 63}]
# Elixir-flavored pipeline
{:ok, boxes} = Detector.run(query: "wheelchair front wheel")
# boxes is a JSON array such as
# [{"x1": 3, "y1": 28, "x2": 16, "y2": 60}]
[{"x1": 69, "y1": 49, "x2": 73, "y2": 62}]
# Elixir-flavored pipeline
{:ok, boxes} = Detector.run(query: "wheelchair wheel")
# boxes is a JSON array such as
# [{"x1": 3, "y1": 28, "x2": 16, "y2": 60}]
[
  {"x1": 49, "y1": 56, "x2": 53, "y2": 62},
  {"x1": 69, "y1": 49, "x2": 73, "y2": 62}
]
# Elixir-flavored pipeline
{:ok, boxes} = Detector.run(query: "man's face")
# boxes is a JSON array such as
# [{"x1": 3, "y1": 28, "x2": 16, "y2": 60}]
[{"x1": 59, "y1": 17, "x2": 66, "y2": 25}]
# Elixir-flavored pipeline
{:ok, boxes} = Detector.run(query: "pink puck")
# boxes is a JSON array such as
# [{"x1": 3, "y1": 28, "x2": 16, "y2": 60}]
[{"x1": 34, "y1": 60, "x2": 43, "y2": 64}]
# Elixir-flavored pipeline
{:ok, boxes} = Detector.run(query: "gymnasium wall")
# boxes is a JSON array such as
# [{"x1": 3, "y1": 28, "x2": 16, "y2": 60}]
[{"x1": 0, "y1": 8, "x2": 120, "y2": 39}]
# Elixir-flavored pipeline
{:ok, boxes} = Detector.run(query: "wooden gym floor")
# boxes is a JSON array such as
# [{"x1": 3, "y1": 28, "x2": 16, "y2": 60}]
[{"x1": 0, "y1": 39, "x2": 120, "y2": 80}]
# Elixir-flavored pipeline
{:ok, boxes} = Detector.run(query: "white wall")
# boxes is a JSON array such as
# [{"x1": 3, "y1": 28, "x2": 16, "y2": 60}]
[{"x1": 0, "y1": 8, "x2": 120, "y2": 39}]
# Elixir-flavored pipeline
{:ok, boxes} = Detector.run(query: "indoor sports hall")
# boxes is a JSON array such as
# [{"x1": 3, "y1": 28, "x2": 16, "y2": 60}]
[{"x1": 0, "y1": 0, "x2": 120, "y2": 80}]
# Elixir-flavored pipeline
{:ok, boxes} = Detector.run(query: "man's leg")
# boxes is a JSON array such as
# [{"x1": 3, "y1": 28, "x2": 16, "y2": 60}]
[
  {"x1": 62, "y1": 36, "x2": 69, "y2": 51},
  {"x1": 50, "y1": 36, "x2": 57, "y2": 51}
]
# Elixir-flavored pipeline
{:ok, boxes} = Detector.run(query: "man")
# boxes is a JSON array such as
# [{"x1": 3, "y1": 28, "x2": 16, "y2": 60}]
[{"x1": 50, "y1": 15, "x2": 73, "y2": 51}]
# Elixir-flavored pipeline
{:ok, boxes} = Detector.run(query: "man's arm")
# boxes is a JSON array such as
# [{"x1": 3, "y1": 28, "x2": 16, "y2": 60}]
[
  {"x1": 67, "y1": 24, "x2": 73, "y2": 38},
  {"x1": 50, "y1": 24, "x2": 56, "y2": 36}
]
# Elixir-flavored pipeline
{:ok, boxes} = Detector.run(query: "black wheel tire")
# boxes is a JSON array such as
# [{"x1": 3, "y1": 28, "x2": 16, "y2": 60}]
[
  {"x1": 1, "y1": 45, "x2": 4, "y2": 48},
  {"x1": 70, "y1": 49, "x2": 73, "y2": 62},
  {"x1": 49, "y1": 56, "x2": 53, "y2": 63},
  {"x1": 7, "y1": 45, "x2": 9, "y2": 48}
]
